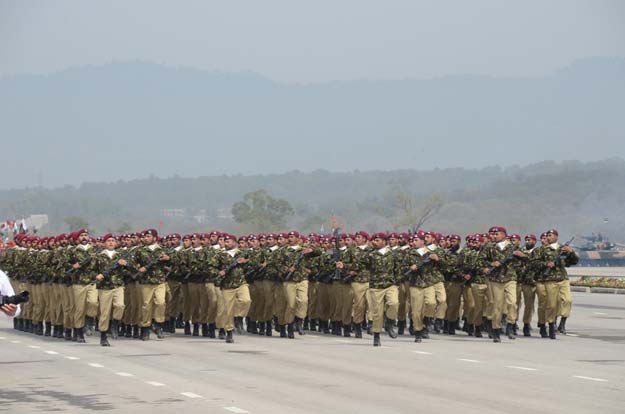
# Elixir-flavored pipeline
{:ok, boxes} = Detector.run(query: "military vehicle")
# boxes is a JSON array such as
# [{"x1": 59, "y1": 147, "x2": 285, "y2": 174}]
[{"x1": 574, "y1": 233, "x2": 625, "y2": 266}]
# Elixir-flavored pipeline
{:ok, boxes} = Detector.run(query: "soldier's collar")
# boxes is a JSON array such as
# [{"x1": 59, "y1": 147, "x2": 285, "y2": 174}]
[
  {"x1": 496, "y1": 240, "x2": 510, "y2": 250},
  {"x1": 549, "y1": 243, "x2": 560, "y2": 250},
  {"x1": 269, "y1": 245, "x2": 279, "y2": 251},
  {"x1": 377, "y1": 246, "x2": 390, "y2": 255},
  {"x1": 427, "y1": 244, "x2": 438, "y2": 251},
  {"x1": 226, "y1": 247, "x2": 239, "y2": 257},
  {"x1": 148, "y1": 243, "x2": 160, "y2": 251},
  {"x1": 289, "y1": 245, "x2": 302, "y2": 251},
  {"x1": 358, "y1": 244, "x2": 368, "y2": 250},
  {"x1": 77, "y1": 243, "x2": 92, "y2": 251},
  {"x1": 417, "y1": 247, "x2": 428, "y2": 256}
]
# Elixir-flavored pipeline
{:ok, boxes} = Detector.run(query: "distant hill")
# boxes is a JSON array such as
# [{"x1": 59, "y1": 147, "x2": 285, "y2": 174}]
[
  {"x1": 1, "y1": 159, "x2": 624, "y2": 240},
  {"x1": 1, "y1": 57, "x2": 624, "y2": 189}
]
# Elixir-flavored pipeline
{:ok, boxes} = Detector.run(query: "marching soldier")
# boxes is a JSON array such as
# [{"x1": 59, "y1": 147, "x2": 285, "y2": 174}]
[{"x1": 68, "y1": 230, "x2": 99, "y2": 343}]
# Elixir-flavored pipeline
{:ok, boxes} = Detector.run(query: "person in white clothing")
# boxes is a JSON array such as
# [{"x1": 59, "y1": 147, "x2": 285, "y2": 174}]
[{"x1": 0, "y1": 269, "x2": 21, "y2": 318}]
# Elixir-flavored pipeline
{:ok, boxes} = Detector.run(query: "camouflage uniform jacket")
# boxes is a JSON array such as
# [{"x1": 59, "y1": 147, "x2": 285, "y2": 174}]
[
  {"x1": 343, "y1": 245, "x2": 373, "y2": 283},
  {"x1": 365, "y1": 246, "x2": 398, "y2": 289},
  {"x1": 403, "y1": 247, "x2": 435, "y2": 288},
  {"x1": 70, "y1": 244, "x2": 98, "y2": 285},
  {"x1": 459, "y1": 247, "x2": 485, "y2": 285},
  {"x1": 477, "y1": 241, "x2": 524, "y2": 283},
  {"x1": 533, "y1": 243, "x2": 579, "y2": 282},
  {"x1": 443, "y1": 247, "x2": 465, "y2": 283},
  {"x1": 132, "y1": 244, "x2": 169, "y2": 285},
  {"x1": 517, "y1": 246, "x2": 540, "y2": 286},
  {"x1": 92, "y1": 249, "x2": 126, "y2": 289},
  {"x1": 263, "y1": 246, "x2": 282, "y2": 283},
  {"x1": 216, "y1": 248, "x2": 251, "y2": 289}
]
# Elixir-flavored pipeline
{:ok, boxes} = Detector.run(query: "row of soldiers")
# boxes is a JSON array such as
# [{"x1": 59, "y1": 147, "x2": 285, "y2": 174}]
[{"x1": 0, "y1": 225, "x2": 577, "y2": 347}]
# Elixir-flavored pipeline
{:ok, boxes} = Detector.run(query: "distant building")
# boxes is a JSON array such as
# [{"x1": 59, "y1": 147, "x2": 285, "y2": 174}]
[
  {"x1": 160, "y1": 208, "x2": 185, "y2": 218},
  {"x1": 216, "y1": 208, "x2": 233, "y2": 220},
  {"x1": 26, "y1": 214, "x2": 48, "y2": 231}
]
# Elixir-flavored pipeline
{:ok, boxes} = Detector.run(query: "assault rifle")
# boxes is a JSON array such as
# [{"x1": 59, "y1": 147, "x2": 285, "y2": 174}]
[
  {"x1": 64, "y1": 252, "x2": 96, "y2": 285},
  {"x1": 94, "y1": 250, "x2": 133, "y2": 285},
  {"x1": 404, "y1": 253, "x2": 431, "y2": 285},
  {"x1": 284, "y1": 253, "x2": 305, "y2": 282},
  {"x1": 244, "y1": 265, "x2": 265, "y2": 284},
  {"x1": 486, "y1": 247, "x2": 521, "y2": 279},
  {"x1": 331, "y1": 228, "x2": 343, "y2": 282},
  {"x1": 542, "y1": 237, "x2": 575, "y2": 278},
  {"x1": 130, "y1": 253, "x2": 166, "y2": 280}
]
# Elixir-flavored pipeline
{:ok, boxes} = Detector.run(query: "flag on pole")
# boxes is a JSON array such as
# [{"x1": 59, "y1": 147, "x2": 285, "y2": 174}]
[
  {"x1": 331, "y1": 212, "x2": 336, "y2": 231},
  {"x1": 319, "y1": 224, "x2": 325, "y2": 236}
]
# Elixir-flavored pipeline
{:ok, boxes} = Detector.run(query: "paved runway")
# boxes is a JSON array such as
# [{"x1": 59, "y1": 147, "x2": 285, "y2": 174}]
[{"x1": 1, "y1": 291, "x2": 624, "y2": 414}]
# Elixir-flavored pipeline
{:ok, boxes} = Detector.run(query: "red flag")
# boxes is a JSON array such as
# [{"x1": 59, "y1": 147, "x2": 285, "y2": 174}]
[
  {"x1": 331, "y1": 213, "x2": 336, "y2": 230},
  {"x1": 158, "y1": 220, "x2": 164, "y2": 227}
]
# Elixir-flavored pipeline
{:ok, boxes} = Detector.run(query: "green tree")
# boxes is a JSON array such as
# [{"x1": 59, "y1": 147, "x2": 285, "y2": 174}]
[
  {"x1": 64, "y1": 216, "x2": 89, "y2": 232},
  {"x1": 231, "y1": 190, "x2": 294, "y2": 232}
]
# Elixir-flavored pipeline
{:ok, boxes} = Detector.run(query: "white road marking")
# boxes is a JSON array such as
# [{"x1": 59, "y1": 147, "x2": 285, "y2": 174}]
[
  {"x1": 115, "y1": 372, "x2": 134, "y2": 377},
  {"x1": 0, "y1": 336, "x2": 6, "y2": 339},
  {"x1": 506, "y1": 366, "x2": 537, "y2": 371},
  {"x1": 44, "y1": 350, "x2": 59, "y2": 355},
  {"x1": 10, "y1": 340, "x2": 21, "y2": 344},
  {"x1": 457, "y1": 358, "x2": 481, "y2": 363},
  {"x1": 593, "y1": 312, "x2": 608, "y2": 315},
  {"x1": 88, "y1": 363, "x2": 104, "y2": 368},
  {"x1": 145, "y1": 381, "x2": 165, "y2": 387},
  {"x1": 224, "y1": 407, "x2": 250, "y2": 413},
  {"x1": 335, "y1": 339, "x2": 350, "y2": 343},
  {"x1": 573, "y1": 375, "x2": 608, "y2": 382},
  {"x1": 566, "y1": 333, "x2": 579, "y2": 337},
  {"x1": 65, "y1": 356, "x2": 80, "y2": 360},
  {"x1": 413, "y1": 351, "x2": 432, "y2": 355},
  {"x1": 180, "y1": 392, "x2": 203, "y2": 399},
  {"x1": 28, "y1": 345, "x2": 41, "y2": 349}
]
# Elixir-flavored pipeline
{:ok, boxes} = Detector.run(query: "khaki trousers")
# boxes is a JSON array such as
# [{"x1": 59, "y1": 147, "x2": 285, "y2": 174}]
[
  {"x1": 248, "y1": 281, "x2": 260, "y2": 320},
  {"x1": 186, "y1": 282, "x2": 204, "y2": 323},
  {"x1": 545, "y1": 280, "x2": 572, "y2": 323},
  {"x1": 308, "y1": 281, "x2": 318, "y2": 319},
  {"x1": 334, "y1": 283, "x2": 353, "y2": 325},
  {"x1": 282, "y1": 280, "x2": 309, "y2": 324},
  {"x1": 72, "y1": 284, "x2": 98, "y2": 329},
  {"x1": 61, "y1": 285, "x2": 74, "y2": 328},
  {"x1": 470, "y1": 284, "x2": 488, "y2": 327},
  {"x1": 397, "y1": 282, "x2": 408, "y2": 322},
  {"x1": 273, "y1": 282, "x2": 287, "y2": 325},
  {"x1": 462, "y1": 285, "x2": 475, "y2": 321},
  {"x1": 51, "y1": 284, "x2": 64, "y2": 325},
  {"x1": 181, "y1": 283, "x2": 192, "y2": 322},
  {"x1": 123, "y1": 282, "x2": 134, "y2": 325},
  {"x1": 432, "y1": 282, "x2": 447, "y2": 320},
  {"x1": 328, "y1": 284, "x2": 338, "y2": 321},
  {"x1": 487, "y1": 280, "x2": 517, "y2": 329},
  {"x1": 351, "y1": 282, "x2": 369, "y2": 324},
  {"x1": 366, "y1": 286, "x2": 399, "y2": 333},
  {"x1": 42, "y1": 284, "x2": 54, "y2": 322},
  {"x1": 32, "y1": 283, "x2": 47, "y2": 323},
  {"x1": 316, "y1": 283, "x2": 331, "y2": 321},
  {"x1": 535, "y1": 282, "x2": 547, "y2": 325},
  {"x1": 517, "y1": 284, "x2": 536, "y2": 325},
  {"x1": 166, "y1": 281, "x2": 182, "y2": 320},
  {"x1": 97, "y1": 287, "x2": 125, "y2": 332},
  {"x1": 219, "y1": 285, "x2": 251, "y2": 331},
  {"x1": 409, "y1": 286, "x2": 435, "y2": 332},
  {"x1": 259, "y1": 280, "x2": 274, "y2": 322},
  {"x1": 445, "y1": 282, "x2": 464, "y2": 322},
  {"x1": 21, "y1": 282, "x2": 34, "y2": 319},
  {"x1": 203, "y1": 282, "x2": 219, "y2": 323},
  {"x1": 140, "y1": 283, "x2": 166, "y2": 327}
]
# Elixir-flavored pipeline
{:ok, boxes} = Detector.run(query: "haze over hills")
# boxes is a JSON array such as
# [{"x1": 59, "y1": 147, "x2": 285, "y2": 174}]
[
  {"x1": 1, "y1": 159, "x2": 624, "y2": 241},
  {"x1": 1, "y1": 57, "x2": 624, "y2": 189}
]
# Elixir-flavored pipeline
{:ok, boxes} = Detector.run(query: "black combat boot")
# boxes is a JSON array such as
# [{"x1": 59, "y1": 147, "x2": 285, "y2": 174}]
[
  {"x1": 36, "y1": 322, "x2": 44, "y2": 336},
  {"x1": 184, "y1": 321, "x2": 191, "y2": 335},
  {"x1": 156, "y1": 323, "x2": 164, "y2": 339},
  {"x1": 85, "y1": 317, "x2": 95, "y2": 336},
  {"x1": 474, "y1": 325, "x2": 483, "y2": 338},
  {"x1": 208, "y1": 323, "x2": 216, "y2": 338},
  {"x1": 43, "y1": 322, "x2": 51, "y2": 337},
  {"x1": 310, "y1": 318, "x2": 318, "y2": 332},
  {"x1": 303, "y1": 317, "x2": 310, "y2": 331},
  {"x1": 245, "y1": 317, "x2": 252, "y2": 334},
  {"x1": 77, "y1": 328, "x2": 86, "y2": 343},
  {"x1": 71, "y1": 328, "x2": 78, "y2": 341},
  {"x1": 249, "y1": 320, "x2": 258, "y2": 335},
  {"x1": 257, "y1": 321, "x2": 265, "y2": 335},
  {"x1": 549, "y1": 323, "x2": 557, "y2": 340},
  {"x1": 234, "y1": 317, "x2": 245, "y2": 335},
  {"x1": 485, "y1": 318, "x2": 493, "y2": 339},
  {"x1": 448, "y1": 321, "x2": 456, "y2": 335},
  {"x1": 265, "y1": 321, "x2": 272, "y2": 337},
  {"x1": 287, "y1": 323, "x2": 295, "y2": 339},
  {"x1": 466, "y1": 324, "x2": 475, "y2": 336},
  {"x1": 64, "y1": 328, "x2": 72, "y2": 340},
  {"x1": 354, "y1": 324, "x2": 363, "y2": 339},
  {"x1": 523, "y1": 324, "x2": 531, "y2": 337},
  {"x1": 201, "y1": 323, "x2": 209, "y2": 337},
  {"x1": 218, "y1": 328, "x2": 226, "y2": 340},
  {"x1": 141, "y1": 327, "x2": 150, "y2": 341},
  {"x1": 343, "y1": 323, "x2": 351, "y2": 337},
  {"x1": 434, "y1": 318, "x2": 443, "y2": 334},
  {"x1": 17, "y1": 319, "x2": 24, "y2": 331},
  {"x1": 539, "y1": 323, "x2": 548, "y2": 338},
  {"x1": 13, "y1": 318, "x2": 18, "y2": 330},
  {"x1": 110, "y1": 320, "x2": 119, "y2": 340},
  {"x1": 226, "y1": 330, "x2": 234, "y2": 343},
  {"x1": 192, "y1": 323, "x2": 199, "y2": 336},
  {"x1": 132, "y1": 325, "x2": 140, "y2": 338},
  {"x1": 26, "y1": 319, "x2": 34, "y2": 333},
  {"x1": 408, "y1": 319, "x2": 415, "y2": 336},
  {"x1": 461, "y1": 317, "x2": 468, "y2": 332},
  {"x1": 100, "y1": 331, "x2": 110, "y2": 347},
  {"x1": 176, "y1": 314, "x2": 184, "y2": 329},
  {"x1": 512, "y1": 323, "x2": 519, "y2": 336},
  {"x1": 273, "y1": 316, "x2": 280, "y2": 333},
  {"x1": 373, "y1": 332, "x2": 381, "y2": 347},
  {"x1": 295, "y1": 317, "x2": 305, "y2": 335},
  {"x1": 322, "y1": 320, "x2": 330, "y2": 334},
  {"x1": 442, "y1": 320, "x2": 449, "y2": 334},
  {"x1": 397, "y1": 320, "x2": 405, "y2": 335},
  {"x1": 279, "y1": 325, "x2": 287, "y2": 338},
  {"x1": 506, "y1": 323, "x2": 516, "y2": 340},
  {"x1": 385, "y1": 319, "x2": 398, "y2": 339},
  {"x1": 422, "y1": 319, "x2": 430, "y2": 339},
  {"x1": 366, "y1": 320, "x2": 372, "y2": 335},
  {"x1": 493, "y1": 328, "x2": 501, "y2": 343},
  {"x1": 557, "y1": 317, "x2": 567, "y2": 335},
  {"x1": 414, "y1": 330, "x2": 423, "y2": 343}
]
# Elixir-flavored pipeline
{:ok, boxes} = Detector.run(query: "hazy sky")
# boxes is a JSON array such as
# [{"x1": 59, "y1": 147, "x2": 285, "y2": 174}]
[{"x1": 1, "y1": 1, "x2": 624, "y2": 83}]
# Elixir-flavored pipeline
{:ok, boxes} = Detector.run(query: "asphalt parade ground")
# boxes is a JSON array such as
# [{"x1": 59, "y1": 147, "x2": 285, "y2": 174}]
[{"x1": 1, "y1": 291, "x2": 624, "y2": 414}]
